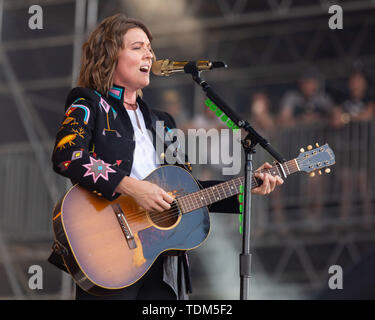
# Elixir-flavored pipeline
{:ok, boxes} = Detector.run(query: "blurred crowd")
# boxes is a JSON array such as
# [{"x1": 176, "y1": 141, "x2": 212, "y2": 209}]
[{"x1": 159, "y1": 68, "x2": 375, "y2": 236}]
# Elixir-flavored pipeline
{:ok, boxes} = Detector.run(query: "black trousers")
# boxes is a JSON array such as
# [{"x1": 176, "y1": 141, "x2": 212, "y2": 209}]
[{"x1": 75, "y1": 256, "x2": 177, "y2": 300}]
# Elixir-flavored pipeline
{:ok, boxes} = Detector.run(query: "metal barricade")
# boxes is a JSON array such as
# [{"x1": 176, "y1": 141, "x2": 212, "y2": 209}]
[
  {"x1": 0, "y1": 121, "x2": 373, "y2": 239},
  {"x1": 0, "y1": 143, "x2": 67, "y2": 240}
]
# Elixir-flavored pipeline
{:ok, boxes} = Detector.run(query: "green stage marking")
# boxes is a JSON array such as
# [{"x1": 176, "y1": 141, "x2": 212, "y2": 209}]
[
  {"x1": 238, "y1": 184, "x2": 244, "y2": 234},
  {"x1": 204, "y1": 98, "x2": 240, "y2": 132}
]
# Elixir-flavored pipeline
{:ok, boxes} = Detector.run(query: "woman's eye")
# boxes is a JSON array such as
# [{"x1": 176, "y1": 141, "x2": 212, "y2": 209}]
[{"x1": 132, "y1": 46, "x2": 153, "y2": 53}]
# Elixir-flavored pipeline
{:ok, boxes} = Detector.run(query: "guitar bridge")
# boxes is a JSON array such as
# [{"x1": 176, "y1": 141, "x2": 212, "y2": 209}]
[{"x1": 111, "y1": 203, "x2": 137, "y2": 249}]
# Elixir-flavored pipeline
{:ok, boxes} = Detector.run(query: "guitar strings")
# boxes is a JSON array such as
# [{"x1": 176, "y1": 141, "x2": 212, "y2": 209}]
[
  {"x1": 128, "y1": 179, "x2": 245, "y2": 227},
  {"x1": 137, "y1": 165, "x2": 297, "y2": 228},
  {"x1": 125, "y1": 182, "x2": 234, "y2": 226},
  {"x1": 124, "y1": 164, "x2": 295, "y2": 227},
  {"x1": 123, "y1": 164, "x2": 298, "y2": 226},
  {"x1": 123, "y1": 177, "x2": 239, "y2": 223},
  {"x1": 124, "y1": 176, "x2": 243, "y2": 224}
]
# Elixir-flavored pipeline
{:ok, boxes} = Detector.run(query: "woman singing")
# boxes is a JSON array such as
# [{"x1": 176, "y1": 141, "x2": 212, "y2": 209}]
[{"x1": 48, "y1": 13, "x2": 283, "y2": 300}]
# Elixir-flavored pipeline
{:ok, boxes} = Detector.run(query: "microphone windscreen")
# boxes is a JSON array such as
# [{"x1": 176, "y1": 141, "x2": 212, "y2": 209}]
[{"x1": 151, "y1": 60, "x2": 164, "y2": 76}]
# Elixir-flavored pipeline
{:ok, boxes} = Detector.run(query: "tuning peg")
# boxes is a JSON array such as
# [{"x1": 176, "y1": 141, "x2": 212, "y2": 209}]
[
  {"x1": 315, "y1": 143, "x2": 320, "y2": 147},
  {"x1": 185, "y1": 161, "x2": 192, "y2": 171},
  {"x1": 307, "y1": 145, "x2": 313, "y2": 150},
  {"x1": 318, "y1": 170, "x2": 322, "y2": 175},
  {"x1": 300, "y1": 148, "x2": 305, "y2": 153},
  {"x1": 325, "y1": 168, "x2": 331, "y2": 174},
  {"x1": 309, "y1": 172, "x2": 315, "y2": 177}
]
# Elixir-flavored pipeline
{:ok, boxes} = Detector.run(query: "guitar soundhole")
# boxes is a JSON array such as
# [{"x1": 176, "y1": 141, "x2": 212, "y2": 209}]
[{"x1": 147, "y1": 201, "x2": 181, "y2": 229}]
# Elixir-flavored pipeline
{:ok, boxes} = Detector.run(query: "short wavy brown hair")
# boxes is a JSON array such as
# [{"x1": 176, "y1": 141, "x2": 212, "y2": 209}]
[{"x1": 77, "y1": 13, "x2": 153, "y2": 96}]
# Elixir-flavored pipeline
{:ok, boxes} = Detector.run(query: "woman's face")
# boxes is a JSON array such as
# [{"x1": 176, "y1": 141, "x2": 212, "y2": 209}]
[{"x1": 113, "y1": 27, "x2": 153, "y2": 92}]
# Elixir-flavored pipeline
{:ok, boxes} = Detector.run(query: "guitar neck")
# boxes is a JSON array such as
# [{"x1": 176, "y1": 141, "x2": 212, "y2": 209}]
[{"x1": 177, "y1": 159, "x2": 300, "y2": 214}]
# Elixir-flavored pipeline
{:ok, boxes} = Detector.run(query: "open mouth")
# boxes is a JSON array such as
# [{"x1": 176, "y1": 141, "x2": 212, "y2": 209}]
[{"x1": 139, "y1": 66, "x2": 150, "y2": 73}]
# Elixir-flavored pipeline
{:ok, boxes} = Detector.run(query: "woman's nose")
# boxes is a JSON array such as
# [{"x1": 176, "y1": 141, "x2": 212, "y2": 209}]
[{"x1": 144, "y1": 48, "x2": 153, "y2": 59}]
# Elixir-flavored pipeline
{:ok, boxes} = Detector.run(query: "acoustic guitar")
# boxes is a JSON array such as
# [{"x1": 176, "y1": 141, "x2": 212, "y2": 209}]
[{"x1": 51, "y1": 143, "x2": 335, "y2": 295}]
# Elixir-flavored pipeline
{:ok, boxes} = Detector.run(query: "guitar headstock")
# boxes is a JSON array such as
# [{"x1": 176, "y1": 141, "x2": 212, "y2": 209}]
[{"x1": 296, "y1": 143, "x2": 335, "y2": 175}]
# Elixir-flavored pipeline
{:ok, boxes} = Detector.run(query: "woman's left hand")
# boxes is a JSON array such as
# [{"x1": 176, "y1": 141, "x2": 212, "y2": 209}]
[{"x1": 252, "y1": 162, "x2": 284, "y2": 195}]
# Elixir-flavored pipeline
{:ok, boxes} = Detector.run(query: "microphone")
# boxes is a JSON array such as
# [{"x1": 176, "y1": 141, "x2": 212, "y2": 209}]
[{"x1": 151, "y1": 59, "x2": 227, "y2": 76}]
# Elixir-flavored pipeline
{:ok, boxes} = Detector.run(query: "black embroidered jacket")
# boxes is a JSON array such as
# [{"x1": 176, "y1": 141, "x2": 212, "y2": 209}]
[
  {"x1": 51, "y1": 84, "x2": 240, "y2": 210},
  {"x1": 49, "y1": 85, "x2": 240, "y2": 296}
]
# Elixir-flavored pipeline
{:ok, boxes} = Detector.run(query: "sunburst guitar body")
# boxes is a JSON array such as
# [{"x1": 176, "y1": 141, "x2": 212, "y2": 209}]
[
  {"x1": 52, "y1": 165, "x2": 209, "y2": 296},
  {"x1": 52, "y1": 144, "x2": 335, "y2": 295}
]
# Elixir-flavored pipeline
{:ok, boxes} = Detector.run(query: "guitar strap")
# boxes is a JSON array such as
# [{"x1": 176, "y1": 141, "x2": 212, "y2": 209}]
[
  {"x1": 148, "y1": 108, "x2": 204, "y2": 190},
  {"x1": 148, "y1": 108, "x2": 194, "y2": 294}
]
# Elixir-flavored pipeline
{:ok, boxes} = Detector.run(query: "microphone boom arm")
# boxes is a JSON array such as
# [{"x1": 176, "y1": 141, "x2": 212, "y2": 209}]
[
  {"x1": 183, "y1": 61, "x2": 285, "y2": 162},
  {"x1": 183, "y1": 62, "x2": 286, "y2": 301}
]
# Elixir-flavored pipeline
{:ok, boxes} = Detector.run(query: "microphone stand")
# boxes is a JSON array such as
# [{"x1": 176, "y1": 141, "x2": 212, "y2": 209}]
[{"x1": 183, "y1": 62, "x2": 286, "y2": 300}]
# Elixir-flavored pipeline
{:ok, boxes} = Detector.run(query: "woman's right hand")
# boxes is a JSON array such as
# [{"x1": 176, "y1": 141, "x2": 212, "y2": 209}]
[{"x1": 115, "y1": 176, "x2": 174, "y2": 213}]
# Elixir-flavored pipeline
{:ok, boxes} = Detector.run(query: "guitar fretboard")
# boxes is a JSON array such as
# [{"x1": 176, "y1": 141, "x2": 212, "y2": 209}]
[{"x1": 176, "y1": 159, "x2": 299, "y2": 214}]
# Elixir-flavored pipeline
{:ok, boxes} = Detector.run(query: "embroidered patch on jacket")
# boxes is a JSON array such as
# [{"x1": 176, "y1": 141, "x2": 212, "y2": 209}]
[
  {"x1": 71, "y1": 127, "x2": 85, "y2": 138},
  {"x1": 109, "y1": 87, "x2": 123, "y2": 100},
  {"x1": 55, "y1": 127, "x2": 85, "y2": 151},
  {"x1": 65, "y1": 104, "x2": 91, "y2": 124},
  {"x1": 58, "y1": 161, "x2": 71, "y2": 172},
  {"x1": 55, "y1": 134, "x2": 77, "y2": 150},
  {"x1": 111, "y1": 107, "x2": 118, "y2": 120},
  {"x1": 62, "y1": 117, "x2": 78, "y2": 126},
  {"x1": 99, "y1": 97, "x2": 111, "y2": 113},
  {"x1": 71, "y1": 150, "x2": 83, "y2": 161},
  {"x1": 99, "y1": 97, "x2": 122, "y2": 138},
  {"x1": 82, "y1": 157, "x2": 116, "y2": 183}
]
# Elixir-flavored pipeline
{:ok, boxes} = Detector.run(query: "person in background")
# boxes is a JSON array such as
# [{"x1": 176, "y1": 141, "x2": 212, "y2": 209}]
[
  {"x1": 278, "y1": 69, "x2": 333, "y2": 231},
  {"x1": 279, "y1": 69, "x2": 333, "y2": 127},
  {"x1": 249, "y1": 92, "x2": 288, "y2": 235},
  {"x1": 249, "y1": 92, "x2": 274, "y2": 131},
  {"x1": 184, "y1": 100, "x2": 227, "y2": 180},
  {"x1": 331, "y1": 70, "x2": 374, "y2": 126},
  {"x1": 331, "y1": 70, "x2": 374, "y2": 230},
  {"x1": 161, "y1": 89, "x2": 189, "y2": 127}
]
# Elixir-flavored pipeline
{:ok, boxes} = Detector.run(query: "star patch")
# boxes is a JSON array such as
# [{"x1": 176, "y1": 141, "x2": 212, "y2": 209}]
[{"x1": 82, "y1": 157, "x2": 116, "y2": 183}]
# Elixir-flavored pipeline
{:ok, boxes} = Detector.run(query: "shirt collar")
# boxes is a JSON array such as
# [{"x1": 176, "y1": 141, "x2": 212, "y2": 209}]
[{"x1": 108, "y1": 84, "x2": 125, "y2": 101}]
